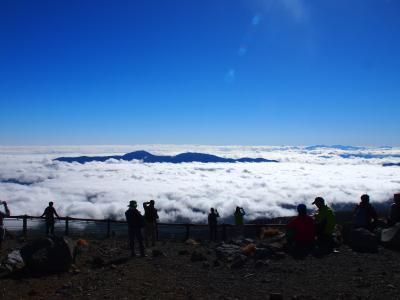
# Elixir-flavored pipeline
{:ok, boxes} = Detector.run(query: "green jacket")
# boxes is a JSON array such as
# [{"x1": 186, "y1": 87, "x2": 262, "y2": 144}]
[{"x1": 315, "y1": 205, "x2": 336, "y2": 235}]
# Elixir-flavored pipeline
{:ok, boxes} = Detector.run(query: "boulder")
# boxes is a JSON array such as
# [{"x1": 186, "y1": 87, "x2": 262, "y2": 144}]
[
  {"x1": 190, "y1": 251, "x2": 206, "y2": 262},
  {"x1": 254, "y1": 248, "x2": 273, "y2": 260},
  {"x1": 381, "y1": 223, "x2": 400, "y2": 248},
  {"x1": 151, "y1": 249, "x2": 166, "y2": 257},
  {"x1": 215, "y1": 244, "x2": 241, "y2": 260},
  {"x1": 230, "y1": 254, "x2": 247, "y2": 269},
  {"x1": 347, "y1": 228, "x2": 379, "y2": 252},
  {"x1": 20, "y1": 236, "x2": 75, "y2": 273}
]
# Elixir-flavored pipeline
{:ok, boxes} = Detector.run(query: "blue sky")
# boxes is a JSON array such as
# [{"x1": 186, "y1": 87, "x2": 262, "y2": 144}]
[{"x1": 0, "y1": 0, "x2": 399, "y2": 146}]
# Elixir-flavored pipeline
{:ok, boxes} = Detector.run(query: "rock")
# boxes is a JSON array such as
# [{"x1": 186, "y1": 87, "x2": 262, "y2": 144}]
[
  {"x1": 268, "y1": 242, "x2": 285, "y2": 252},
  {"x1": 190, "y1": 251, "x2": 206, "y2": 262},
  {"x1": 347, "y1": 228, "x2": 379, "y2": 252},
  {"x1": 243, "y1": 238, "x2": 255, "y2": 244},
  {"x1": 273, "y1": 252, "x2": 286, "y2": 260},
  {"x1": 213, "y1": 259, "x2": 221, "y2": 267},
  {"x1": 216, "y1": 244, "x2": 241, "y2": 260},
  {"x1": 241, "y1": 243, "x2": 257, "y2": 255},
  {"x1": 382, "y1": 223, "x2": 400, "y2": 248},
  {"x1": 254, "y1": 260, "x2": 264, "y2": 268},
  {"x1": 269, "y1": 293, "x2": 283, "y2": 300},
  {"x1": 20, "y1": 236, "x2": 75, "y2": 273},
  {"x1": 230, "y1": 254, "x2": 247, "y2": 269},
  {"x1": 202, "y1": 261, "x2": 210, "y2": 269},
  {"x1": 28, "y1": 289, "x2": 38, "y2": 296},
  {"x1": 254, "y1": 248, "x2": 272, "y2": 260},
  {"x1": 186, "y1": 239, "x2": 199, "y2": 246},
  {"x1": 178, "y1": 250, "x2": 190, "y2": 255},
  {"x1": 91, "y1": 256, "x2": 106, "y2": 268},
  {"x1": 152, "y1": 249, "x2": 165, "y2": 257}
]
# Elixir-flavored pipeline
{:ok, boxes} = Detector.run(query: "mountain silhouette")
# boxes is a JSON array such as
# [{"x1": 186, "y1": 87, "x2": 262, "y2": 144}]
[
  {"x1": 55, "y1": 151, "x2": 279, "y2": 164},
  {"x1": 383, "y1": 162, "x2": 400, "y2": 167},
  {"x1": 305, "y1": 145, "x2": 365, "y2": 151}
]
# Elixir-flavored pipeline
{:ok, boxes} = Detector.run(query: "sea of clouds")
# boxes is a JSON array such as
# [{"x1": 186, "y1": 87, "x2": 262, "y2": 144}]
[{"x1": 0, "y1": 145, "x2": 400, "y2": 223}]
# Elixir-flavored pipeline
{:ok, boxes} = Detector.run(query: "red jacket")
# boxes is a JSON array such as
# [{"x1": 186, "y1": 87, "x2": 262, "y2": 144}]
[{"x1": 287, "y1": 215, "x2": 315, "y2": 247}]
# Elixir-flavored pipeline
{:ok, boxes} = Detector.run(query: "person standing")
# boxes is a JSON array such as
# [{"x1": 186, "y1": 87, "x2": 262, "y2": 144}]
[
  {"x1": 208, "y1": 208, "x2": 219, "y2": 242},
  {"x1": 143, "y1": 200, "x2": 159, "y2": 247},
  {"x1": 0, "y1": 201, "x2": 11, "y2": 251},
  {"x1": 312, "y1": 197, "x2": 336, "y2": 254},
  {"x1": 125, "y1": 200, "x2": 145, "y2": 257},
  {"x1": 234, "y1": 206, "x2": 246, "y2": 237},
  {"x1": 41, "y1": 201, "x2": 59, "y2": 236}
]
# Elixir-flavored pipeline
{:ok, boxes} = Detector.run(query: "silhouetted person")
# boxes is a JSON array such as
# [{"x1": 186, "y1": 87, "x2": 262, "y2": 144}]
[
  {"x1": 0, "y1": 201, "x2": 10, "y2": 251},
  {"x1": 388, "y1": 193, "x2": 400, "y2": 226},
  {"x1": 234, "y1": 206, "x2": 246, "y2": 237},
  {"x1": 312, "y1": 197, "x2": 336, "y2": 254},
  {"x1": 41, "y1": 201, "x2": 59, "y2": 236},
  {"x1": 353, "y1": 194, "x2": 378, "y2": 230},
  {"x1": 208, "y1": 208, "x2": 219, "y2": 241},
  {"x1": 143, "y1": 200, "x2": 159, "y2": 247},
  {"x1": 286, "y1": 204, "x2": 315, "y2": 258},
  {"x1": 125, "y1": 200, "x2": 145, "y2": 257}
]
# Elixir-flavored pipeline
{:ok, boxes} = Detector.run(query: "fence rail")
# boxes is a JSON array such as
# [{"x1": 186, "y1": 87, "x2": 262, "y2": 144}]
[{"x1": 3, "y1": 215, "x2": 286, "y2": 240}]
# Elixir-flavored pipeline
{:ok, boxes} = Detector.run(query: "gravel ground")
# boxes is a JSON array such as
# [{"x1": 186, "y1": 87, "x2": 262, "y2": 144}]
[{"x1": 1, "y1": 237, "x2": 400, "y2": 300}]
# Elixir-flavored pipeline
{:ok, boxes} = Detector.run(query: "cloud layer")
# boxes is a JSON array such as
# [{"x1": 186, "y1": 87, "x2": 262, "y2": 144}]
[{"x1": 0, "y1": 145, "x2": 400, "y2": 223}]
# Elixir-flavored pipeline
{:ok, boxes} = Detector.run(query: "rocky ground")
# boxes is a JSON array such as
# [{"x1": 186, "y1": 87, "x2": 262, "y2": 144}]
[{"x1": 1, "y1": 235, "x2": 400, "y2": 300}]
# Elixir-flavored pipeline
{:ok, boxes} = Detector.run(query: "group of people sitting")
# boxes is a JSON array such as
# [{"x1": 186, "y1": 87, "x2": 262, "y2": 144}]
[{"x1": 286, "y1": 193, "x2": 400, "y2": 256}]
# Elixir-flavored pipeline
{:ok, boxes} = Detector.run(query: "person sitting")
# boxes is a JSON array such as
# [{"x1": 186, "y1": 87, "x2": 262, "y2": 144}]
[
  {"x1": 234, "y1": 206, "x2": 246, "y2": 237},
  {"x1": 286, "y1": 204, "x2": 315, "y2": 257},
  {"x1": 312, "y1": 197, "x2": 336, "y2": 254},
  {"x1": 388, "y1": 193, "x2": 400, "y2": 226},
  {"x1": 353, "y1": 194, "x2": 378, "y2": 230},
  {"x1": 208, "y1": 208, "x2": 219, "y2": 242}
]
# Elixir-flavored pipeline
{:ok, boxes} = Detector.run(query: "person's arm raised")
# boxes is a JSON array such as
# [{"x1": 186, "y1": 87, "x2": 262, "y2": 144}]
[{"x1": 2, "y1": 201, "x2": 10, "y2": 217}]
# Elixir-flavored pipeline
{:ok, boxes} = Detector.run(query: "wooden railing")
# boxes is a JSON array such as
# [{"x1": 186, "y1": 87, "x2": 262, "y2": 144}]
[{"x1": 3, "y1": 215, "x2": 286, "y2": 240}]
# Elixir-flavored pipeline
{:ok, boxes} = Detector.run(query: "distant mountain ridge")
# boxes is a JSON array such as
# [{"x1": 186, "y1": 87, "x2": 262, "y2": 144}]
[
  {"x1": 54, "y1": 151, "x2": 279, "y2": 164},
  {"x1": 305, "y1": 145, "x2": 365, "y2": 151}
]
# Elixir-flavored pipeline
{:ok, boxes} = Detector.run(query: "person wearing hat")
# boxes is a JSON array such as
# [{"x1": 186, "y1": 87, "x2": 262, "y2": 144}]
[
  {"x1": 312, "y1": 197, "x2": 336, "y2": 253},
  {"x1": 143, "y1": 200, "x2": 159, "y2": 247},
  {"x1": 125, "y1": 200, "x2": 145, "y2": 257},
  {"x1": 286, "y1": 204, "x2": 315, "y2": 257},
  {"x1": 388, "y1": 193, "x2": 400, "y2": 226},
  {"x1": 353, "y1": 194, "x2": 378, "y2": 230}
]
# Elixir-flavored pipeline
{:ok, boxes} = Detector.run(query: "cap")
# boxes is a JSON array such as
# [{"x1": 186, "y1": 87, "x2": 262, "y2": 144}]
[{"x1": 312, "y1": 197, "x2": 325, "y2": 205}]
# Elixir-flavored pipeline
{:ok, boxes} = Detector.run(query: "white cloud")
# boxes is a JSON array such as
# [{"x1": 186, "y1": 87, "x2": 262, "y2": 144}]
[{"x1": 0, "y1": 145, "x2": 400, "y2": 223}]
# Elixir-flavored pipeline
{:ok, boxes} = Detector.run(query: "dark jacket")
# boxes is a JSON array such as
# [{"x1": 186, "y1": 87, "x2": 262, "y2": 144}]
[
  {"x1": 208, "y1": 211, "x2": 219, "y2": 226},
  {"x1": 125, "y1": 208, "x2": 145, "y2": 229},
  {"x1": 42, "y1": 206, "x2": 59, "y2": 221},
  {"x1": 143, "y1": 205, "x2": 159, "y2": 222},
  {"x1": 354, "y1": 203, "x2": 378, "y2": 228}
]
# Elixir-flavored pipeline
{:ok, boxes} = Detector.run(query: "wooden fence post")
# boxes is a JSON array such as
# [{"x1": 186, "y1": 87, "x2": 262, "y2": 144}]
[
  {"x1": 106, "y1": 219, "x2": 111, "y2": 238},
  {"x1": 22, "y1": 215, "x2": 28, "y2": 237},
  {"x1": 185, "y1": 224, "x2": 190, "y2": 240},
  {"x1": 65, "y1": 217, "x2": 69, "y2": 236}
]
